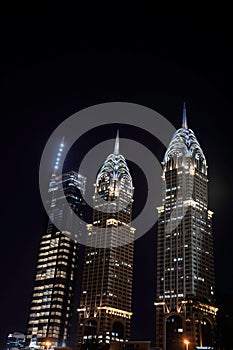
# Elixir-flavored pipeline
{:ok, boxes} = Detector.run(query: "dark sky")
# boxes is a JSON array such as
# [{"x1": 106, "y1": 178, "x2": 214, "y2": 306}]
[{"x1": 1, "y1": 4, "x2": 233, "y2": 349}]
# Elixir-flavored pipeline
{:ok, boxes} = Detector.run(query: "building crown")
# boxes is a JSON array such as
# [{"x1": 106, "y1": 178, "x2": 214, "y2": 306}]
[
  {"x1": 96, "y1": 131, "x2": 133, "y2": 189},
  {"x1": 164, "y1": 103, "x2": 207, "y2": 174}
]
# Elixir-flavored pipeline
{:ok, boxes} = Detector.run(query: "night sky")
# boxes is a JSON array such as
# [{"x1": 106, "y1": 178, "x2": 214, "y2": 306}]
[{"x1": 1, "y1": 4, "x2": 233, "y2": 349}]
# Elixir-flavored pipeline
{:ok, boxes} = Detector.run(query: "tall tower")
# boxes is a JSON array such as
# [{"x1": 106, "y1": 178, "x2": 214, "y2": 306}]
[
  {"x1": 77, "y1": 132, "x2": 135, "y2": 348},
  {"x1": 155, "y1": 104, "x2": 217, "y2": 350},
  {"x1": 27, "y1": 140, "x2": 86, "y2": 349}
]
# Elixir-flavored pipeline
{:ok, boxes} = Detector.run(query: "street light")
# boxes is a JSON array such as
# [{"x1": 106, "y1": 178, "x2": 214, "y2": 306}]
[
  {"x1": 44, "y1": 340, "x2": 51, "y2": 350},
  {"x1": 184, "y1": 339, "x2": 190, "y2": 350}
]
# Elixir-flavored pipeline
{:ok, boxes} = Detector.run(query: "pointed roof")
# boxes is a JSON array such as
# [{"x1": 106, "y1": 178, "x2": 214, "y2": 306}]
[
  {"x1": 96, "y1": 129, "x2": 133, "y2": 187},
  {"x1": 182, "y1": 102, "x2": 188, "y2": 129},
  {"x1": 164, "y1": 108, "x2": 207, "y2": 174},
  {"x1": 114, "y1": 130, "x2": 119, "y2": 156}
]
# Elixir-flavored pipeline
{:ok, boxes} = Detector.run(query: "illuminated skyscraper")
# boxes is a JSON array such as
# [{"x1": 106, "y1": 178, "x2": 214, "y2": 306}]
[
  {"x1": 77, "y1": 132, "x2": 135, "y2": 348},
  {"x1": 26, "y1": 141, "x2": 86, "y2": 349},
  {"x1": 155, "y1": 104, "x2": 217, "y2": 350}
]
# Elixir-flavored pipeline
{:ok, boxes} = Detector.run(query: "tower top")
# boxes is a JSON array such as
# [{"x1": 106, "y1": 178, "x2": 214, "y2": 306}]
[
  {"x1": 96, "y1": 130, "x2": 133, "y2": 188},
  {"x1": 163, "y1": 104, "x2": 207, "y2": 175},
  {"x1": 182, "y1": 102, "x2": 188, "y2": 129},
  {"x1": 114, "y1": 130, "x2": 119, "y2": 156}
]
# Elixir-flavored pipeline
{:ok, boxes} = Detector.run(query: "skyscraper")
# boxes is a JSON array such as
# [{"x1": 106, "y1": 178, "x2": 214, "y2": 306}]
[
  {"x1": 155, "y1": 104, "x2": 217, "y2": 350},
  {"x1": 27, "y1": 141, "x2": 86, "y2": 349},
  {"x1": 77, "y1": 132, "x2": 135, "y2": 348}
]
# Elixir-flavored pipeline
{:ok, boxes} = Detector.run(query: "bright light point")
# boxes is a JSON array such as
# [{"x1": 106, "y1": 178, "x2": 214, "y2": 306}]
[
  {"x1": 44, "y1": 340, "x2": 51, "y2": 349},
  {"x1": 61, "y1": 143, "x2": 64, "y2": 147},
  {"x1": 56, "y1": 162, "x2": 59, "y2": 165},
  {"x1": 59, "y1": 148, "x2": 62, "y2": 151},
  {"x1": 55, "y1": 166, "x2": 58, "y2": 169},
  {"x1": 184, "y1": 339, "x2": 190, "y2": 345},
  {"x1": 58, "y1": 153, "x2": 61, "y2": 156},
  {"x1": 57, "y1": 158, "x2": 60, "y2": 161}
]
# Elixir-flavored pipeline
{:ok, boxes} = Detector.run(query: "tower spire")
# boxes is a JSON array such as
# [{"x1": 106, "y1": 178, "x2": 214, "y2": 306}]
[
  {"x1": 114, "y1": 130, "x2": 119, "y2": 156},
  {"x1": 53, "y1": 136, "x2": 65, "y2": 175},
  {"x1": 182, "y1": 102, "x2": 188, "y2": 129}
]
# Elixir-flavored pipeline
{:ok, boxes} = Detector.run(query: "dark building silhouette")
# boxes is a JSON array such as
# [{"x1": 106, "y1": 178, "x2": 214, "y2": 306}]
[{"x1": 155, "y1": 105, "x2": 217, "y2": 350}]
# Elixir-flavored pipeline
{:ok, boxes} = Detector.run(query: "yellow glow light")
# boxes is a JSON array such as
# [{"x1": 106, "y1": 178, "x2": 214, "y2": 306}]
[{"x1": 44, "y1": 340, "x2": 51, "y2": 349}]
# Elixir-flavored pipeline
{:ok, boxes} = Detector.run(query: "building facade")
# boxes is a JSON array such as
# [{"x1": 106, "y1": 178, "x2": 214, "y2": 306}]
[
  {"x1": 27, "y1": 141, "x2": 86, "y2": 349},
  {"x1": 77, "y1": 132, "x2": 135, "y2": 348},
  {"x1": 155, "y1": 105, "x2": 217, "y2": 350},
  {"x1": 6, "y1": 332, "x2": 25, "y2": 350}
]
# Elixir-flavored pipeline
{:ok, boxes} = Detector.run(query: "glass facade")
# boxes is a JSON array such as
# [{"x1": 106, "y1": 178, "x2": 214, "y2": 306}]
[{"x1": 26, "y1": 169, "x2": 86, "y2": 349}]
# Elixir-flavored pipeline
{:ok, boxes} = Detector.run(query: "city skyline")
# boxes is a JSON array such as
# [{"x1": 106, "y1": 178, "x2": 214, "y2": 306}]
[
  {"x1": 1, "y1": 5, "x2": 233, "y2": 350},
  {"x1": 2, "y1": 107, "x2": 227, "y2": 345},
  {"x1": 1, "y1": 106, "x2": 231, "y2": 348}
]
